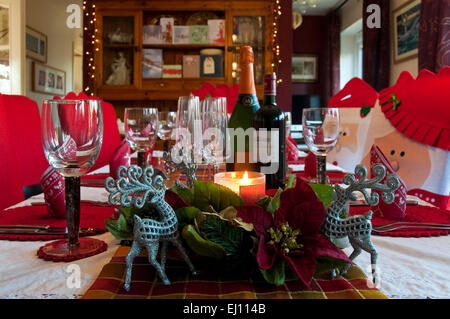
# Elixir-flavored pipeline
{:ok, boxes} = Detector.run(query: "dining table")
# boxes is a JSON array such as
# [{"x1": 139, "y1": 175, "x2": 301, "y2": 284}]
[{"x1": 0, "y1": 160, "x2": 449, "y2": 300}]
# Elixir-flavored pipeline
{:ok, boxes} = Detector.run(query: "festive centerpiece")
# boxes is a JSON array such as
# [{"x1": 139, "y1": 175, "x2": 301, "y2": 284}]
[{"x1": 105, "y1": 163, "x2": 398, "y2": 290}]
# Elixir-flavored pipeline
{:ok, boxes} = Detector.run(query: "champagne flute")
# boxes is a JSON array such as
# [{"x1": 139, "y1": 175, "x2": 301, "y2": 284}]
[
  {"x1": 201, "y1": 97, "x2": 227, "y2": 179},
  {"x1": 125, "y1": 108, "x2": 159, "y2": 169},
  {"x1": 41, "y1": 99, "x2": 104, "y2": 257},
  {"x1": 302, "y1": 108, "x2": 340, "y2": 184},
  {"x1": 174, "y1": 96, "x2": 202, "y2": 165}
]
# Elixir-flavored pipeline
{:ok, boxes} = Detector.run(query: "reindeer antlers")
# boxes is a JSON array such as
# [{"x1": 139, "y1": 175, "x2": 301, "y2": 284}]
[
  {"x1": 105, "y1": 165, "x2": 165, "y2": 209},
  {"x1": 342, "y1": 164, "x2": 400, "y2": 206}
]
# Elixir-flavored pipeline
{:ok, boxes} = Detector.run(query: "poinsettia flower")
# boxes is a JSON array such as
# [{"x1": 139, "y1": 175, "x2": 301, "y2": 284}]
[{"x1": 236, "y1": 179, "x2": 352, "y2": 287}]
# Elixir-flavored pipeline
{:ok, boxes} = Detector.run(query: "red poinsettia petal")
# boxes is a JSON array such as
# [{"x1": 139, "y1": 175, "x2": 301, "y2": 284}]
[
  {"x1": 313, "y1": 234, "x2": 353, "y2": 264},
  {"x1": 256, "y1": 235, "x2": 278, "y2": 270},
  {"x1": 282, "y1": 251, "x2": 317, "y2": 288},
  {"x1": 164, "y1": 190, "x2": 190, "y2": 211},
  {"x1": 287, "y1": 201, "x2": 326, "y2": 236},
  {"x1": 236, "y1": 205, "x2": 274, "y2": 236},
  {"x1": 275, "y1": 179, "x2": 322, "y2": 228}
]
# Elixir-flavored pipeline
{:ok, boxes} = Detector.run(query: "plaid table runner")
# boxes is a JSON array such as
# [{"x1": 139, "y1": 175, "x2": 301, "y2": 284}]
[{"x1": 82, "y1": 246, "x2": 387, "y2": 299}]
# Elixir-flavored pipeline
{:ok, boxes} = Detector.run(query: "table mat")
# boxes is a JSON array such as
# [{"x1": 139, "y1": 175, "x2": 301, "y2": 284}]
[
  {"x1": 82, "y1": 246, "x2": 387, "y2": 299},
  {"x1": 0, "y1": 204, "x2": 117, "y2": 241},
  {"x1": 350, "y1": 205, "x2": 450, "y2": 237}
]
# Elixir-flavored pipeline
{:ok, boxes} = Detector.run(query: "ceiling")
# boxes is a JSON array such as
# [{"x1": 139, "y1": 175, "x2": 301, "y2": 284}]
[{"x1": 293, "y1": 0, "x2": 344, "y2": 16}]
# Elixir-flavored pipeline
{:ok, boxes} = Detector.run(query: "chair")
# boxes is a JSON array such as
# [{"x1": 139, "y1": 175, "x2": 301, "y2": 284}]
[
  {"x1": 0, "y1": 94, "x2": 48, "y2": 209},
  {"x1": 89, "y1": 99, "x2": 122, "y2": 172}
]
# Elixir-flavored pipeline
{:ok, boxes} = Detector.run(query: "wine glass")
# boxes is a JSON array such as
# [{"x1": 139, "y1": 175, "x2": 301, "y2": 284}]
[
  {"x1": 174, "y1": 96, "x2": 202, "y2": 165},
  {"x1": 284, "y1": 111, "x2": 292, "y2": 138},
  {"x1": 302, "y1": 108, "x2": 340, "y2": 184},
  {"x1": 41, "y1": 99, "x2": 104, "y2": 257},
  {"x1": 201, "y1": 97, "x2": 228, "y2": 179},
  {"x1": 158, "y1": 111, "x2": 177, "y2": 152},
  {"x1": 124, "y1": 108, "x2": 159, "y2": 169}
]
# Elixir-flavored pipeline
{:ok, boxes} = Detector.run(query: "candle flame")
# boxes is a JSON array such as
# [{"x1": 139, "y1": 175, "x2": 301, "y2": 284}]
[{"x1": 241, "y1": 171, "x2": 251, "y2": 185}]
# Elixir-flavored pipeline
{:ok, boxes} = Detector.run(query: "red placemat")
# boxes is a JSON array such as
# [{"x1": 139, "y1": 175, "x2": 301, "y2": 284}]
[
  {"x1": 350, "y1": 205, "x2": 450, "y2": 237},
  {"x1": 0, "y1": 204, "x2": 117, "y2": 241}
]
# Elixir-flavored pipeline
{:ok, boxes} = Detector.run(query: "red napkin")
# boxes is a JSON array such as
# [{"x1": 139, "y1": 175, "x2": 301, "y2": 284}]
[
  {"x1": 109, "y1": 139, "x2": 131, "y2": 179},
  {"x1": 304, "y1": 152, "x2": 316, "y2": 178},
  {"x1": 286, "y1": 137, "x2": 299, "y2": 161},
  {"x1": 40, "y1": 167, "x2": 66, "y2": 219},
  {"x1": 370, "y1": 145, "x2": 408, "y2": 220}
]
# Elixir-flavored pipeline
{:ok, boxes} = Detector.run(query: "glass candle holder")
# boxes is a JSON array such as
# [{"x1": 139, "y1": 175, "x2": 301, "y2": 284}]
[{"x1": 214, "y1": 171, "x2": 266, "y2": 206}]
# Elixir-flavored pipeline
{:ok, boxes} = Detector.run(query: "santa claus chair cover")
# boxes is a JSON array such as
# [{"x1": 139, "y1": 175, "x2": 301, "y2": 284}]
[
  {"x1": 328, "y1": 70, "x2": 450, "y2": 210},
  {"x1": 327, "y1": 78, "x2": 379, "y2": 172}
]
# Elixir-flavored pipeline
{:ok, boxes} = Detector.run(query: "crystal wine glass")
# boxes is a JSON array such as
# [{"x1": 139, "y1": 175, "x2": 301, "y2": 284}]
[
  {"x1": 157, "y1": 111, "x2": 177, "y2": 152},
  {"x1": 41, "y1": 99, "x2": 104, "y2": 257},
  {"x1": 201, "y1": 97, "x2": 227, "y2": 178},
  {"x1": 125, "y1": 108, "x2": 159, "y2": 169},
  {"x1": 302, "y1": 108, "x2": 340, "y2": 184}
]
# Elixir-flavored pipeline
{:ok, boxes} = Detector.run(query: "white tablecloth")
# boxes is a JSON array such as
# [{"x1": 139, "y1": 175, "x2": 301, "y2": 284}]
[{"x1": 1, "y1": 168, "x2": 449, "y2": 299}]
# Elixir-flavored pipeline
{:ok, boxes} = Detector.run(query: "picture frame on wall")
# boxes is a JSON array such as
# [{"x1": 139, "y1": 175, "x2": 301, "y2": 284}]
[
  {"x1": 292, "y1": 54, "x2": 319, "y2": 83},
  {"x1": 392, "y1": 0, "x2": 421, "y2": 64},
  {"x1": 26, "y1": 26, "x2": 47, "y2": 63},
  {"x1": 32, "y1": 62, "x2": 66, "y2": 96}
]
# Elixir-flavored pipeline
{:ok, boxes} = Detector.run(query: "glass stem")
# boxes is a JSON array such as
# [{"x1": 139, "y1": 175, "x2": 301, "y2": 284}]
[
  {"x1": 65, "y1": 176, "x2": 80, "y2": 249},
  {"x1": 317, "y1": 155, "x2": 327, "y2": 185},
  {"x1": 137, "y1": 151, "x2": 146, "y2": 169}
]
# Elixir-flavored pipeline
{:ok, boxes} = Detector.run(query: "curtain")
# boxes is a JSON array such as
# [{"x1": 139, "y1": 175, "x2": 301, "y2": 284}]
[
  {"x1": 419, "y1": 0, "x2": 450, "y2": 73},
  {"x1": 362, "y1": 0, "x2": 390, "y2": 92},
  {"x1": 322, "y1": 11, "x2": 340, "y2": 105}
]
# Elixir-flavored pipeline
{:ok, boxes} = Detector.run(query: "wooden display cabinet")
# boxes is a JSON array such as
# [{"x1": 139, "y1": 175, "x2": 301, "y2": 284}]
[{"x1": 91, "y1": 0, "x2": 274, "y2": 109}]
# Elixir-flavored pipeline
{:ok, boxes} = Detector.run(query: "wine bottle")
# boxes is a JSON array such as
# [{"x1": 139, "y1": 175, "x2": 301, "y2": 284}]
[
  {"x1": 226, "y1": 46, "x2": 260, "y2": 172},
  {"x1": 254, "y1": 73, "x2": 286, "y2": 189}
]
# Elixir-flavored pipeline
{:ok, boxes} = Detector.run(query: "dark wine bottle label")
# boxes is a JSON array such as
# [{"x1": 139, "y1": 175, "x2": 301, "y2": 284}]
[{"x1": 264, "y1": 74, "x2": 276, "y2": 96}]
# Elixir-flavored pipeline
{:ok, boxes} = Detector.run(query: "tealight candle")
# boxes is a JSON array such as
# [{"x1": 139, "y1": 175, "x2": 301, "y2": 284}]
[{"x1": 214, "y1": 171, "x2": 266, "y2": 205}]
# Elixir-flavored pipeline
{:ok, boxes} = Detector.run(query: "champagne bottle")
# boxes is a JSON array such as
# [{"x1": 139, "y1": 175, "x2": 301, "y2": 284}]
[
  {"x1": 226, "y1": 46, "x2": 260, "y2": 172},
  {"x1": 254, "y1": 73, "x2": 286, "y2": 189}
]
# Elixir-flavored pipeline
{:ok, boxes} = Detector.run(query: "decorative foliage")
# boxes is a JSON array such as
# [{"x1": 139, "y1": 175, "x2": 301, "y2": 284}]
[{"x1": 236, "y1": 179, "x2": 352, "y2": 287}]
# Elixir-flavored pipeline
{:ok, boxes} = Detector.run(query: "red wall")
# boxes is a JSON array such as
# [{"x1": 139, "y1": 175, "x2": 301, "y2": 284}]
[{"x1": 292, "y1": 16, "x2": 328, "y2": 97}]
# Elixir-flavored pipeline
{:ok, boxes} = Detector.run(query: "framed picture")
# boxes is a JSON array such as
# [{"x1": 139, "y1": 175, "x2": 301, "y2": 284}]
[
  {"x1": 292, "y1": 54, "x2": 319, "y2": 83},
  {"x1": 32, "y1": 62, "x2": 66, "y2": 96},
  {"x1": 26, "y1": 26, "x2": 47, "y2": 63},
  {"x1": 392, "y1": 0, "x2": 421, "y2": 64}
]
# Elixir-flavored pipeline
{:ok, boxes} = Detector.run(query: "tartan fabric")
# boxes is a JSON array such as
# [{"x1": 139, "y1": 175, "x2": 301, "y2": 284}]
[{"x1": 82, "y1": 246, "x2": 387, "y2": 299}]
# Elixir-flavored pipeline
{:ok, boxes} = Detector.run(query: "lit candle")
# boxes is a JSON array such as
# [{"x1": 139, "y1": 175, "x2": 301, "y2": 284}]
[{"x1": 214, "y1": 171, "x2": 266, "y2": 206}]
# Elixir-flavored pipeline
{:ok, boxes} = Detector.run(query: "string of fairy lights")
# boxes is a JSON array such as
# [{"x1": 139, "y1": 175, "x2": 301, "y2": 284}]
[
  {"x1": 81, "y1": 0, "x2": 283, "y2": 92},
  {"x1": 272, "y1": 0, "x2": 282, "y2": 84},
  {"x1": 83, "y1": 0, "x2": 97, "y2": 96}
]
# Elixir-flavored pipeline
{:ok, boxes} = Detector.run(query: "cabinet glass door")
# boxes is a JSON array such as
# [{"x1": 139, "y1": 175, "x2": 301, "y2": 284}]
[
  {"x1": 101, "y1": 15, "x2": 136, "y2": 86},
  {"x1": 231, "y1": 16, "x2": 265, "y2": 85}
]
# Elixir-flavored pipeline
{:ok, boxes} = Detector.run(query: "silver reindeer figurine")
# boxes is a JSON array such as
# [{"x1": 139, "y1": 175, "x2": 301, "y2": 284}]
[
  {"x1": 321, "y1": 164, "x2": 399, "y2": 285},
  {"x1": 163, "y1": 147, "x2": 198, "y2": 189},
  {"x1": 105, "y1": 166, "x2": 196, "y2": 291}
]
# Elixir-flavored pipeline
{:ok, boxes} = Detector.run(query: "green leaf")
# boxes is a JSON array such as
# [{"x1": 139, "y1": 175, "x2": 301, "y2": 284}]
[
  {"x1": 181, "y1": 224, "x2": 226, "y2": 259},
  {"x1": 309, "y1": 183, "x2": 335, "y2": 208},
  {"x1": 199, "y1": 215, "x2": 246, "y2": 257},
  {"x1": 314, "y1": 256, "x2": 349, "y2": 275},
  {"x1": 192, "y1": 180, "x2": 244, "y2": 212},
  {"x1": 285, "y1": 175, "x2": 296, "y2": 189},
  {"x1": 175, "y1": 206, "x2": 201, "y2": 225},
  {"x1": 260, "y1": 260, "x2": 286, "y2": 286},
  {"x1": 170, "y1": 186, "x2": 194, "y2": 204},
  {"x1": 266, "y1": 188, "x2": 283, "y2": 215},
  {"x1": 360, "y1": 106, "x2": 371, "y2": 118},
  {"x1": 105, "y1": 214, "x2": 133, "y2": 241}
]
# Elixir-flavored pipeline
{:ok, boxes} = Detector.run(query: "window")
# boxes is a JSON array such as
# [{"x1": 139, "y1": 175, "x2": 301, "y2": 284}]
[{"x1": 340, "y1": 19, "x2": 363, "y2": 89}]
